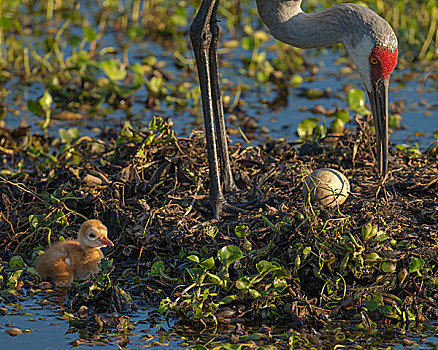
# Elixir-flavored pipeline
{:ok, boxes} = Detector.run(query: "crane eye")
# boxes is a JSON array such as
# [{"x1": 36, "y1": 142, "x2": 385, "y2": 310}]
[
  {"x1": 370, "y1": 57, "x2": 379, "y2": 65},
  {"x1": 88, "y1": 232, "x2": 97, "y2": 239}
]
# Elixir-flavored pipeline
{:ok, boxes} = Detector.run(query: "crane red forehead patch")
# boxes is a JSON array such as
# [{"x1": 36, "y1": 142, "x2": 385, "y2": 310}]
[{"x1": 370, "y1": 46, "x2": 398, "y2": 80}]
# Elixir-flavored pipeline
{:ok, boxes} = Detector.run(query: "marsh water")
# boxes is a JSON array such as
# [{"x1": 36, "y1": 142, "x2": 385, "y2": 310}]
[{"x1": 1, "y1": 0, "x2": 437, "y2": 348}]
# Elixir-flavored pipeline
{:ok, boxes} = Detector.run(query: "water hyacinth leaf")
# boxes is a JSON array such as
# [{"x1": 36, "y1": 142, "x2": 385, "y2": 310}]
[
  {"x1": 297, "y1": 117, "x2": 320, "y2": 139},
  {"x1": 381, "y1": 261, "x2": 397, "y2": 273},
  {"x1": 241, "y1": 36, "x2": 255, "y2": 51},
  {"x1": 59, "y1": 128, "x2": 80, "y2": 144},
  {"x1": 217, "y1": 245, "x2": 244, "y2": 268},
  {"x1": 199, "y1": 257, "x2": 215, "y2": 270},
  {"x1": 170, "y1": 7, "x2": 187, "y2": 27},
  {"x1": 380, "y1": 304, "x2": 397, "y2": 318},
  {"x1": 27, "y1": 100, "x2": 44, "y2": 116},
  {"x1": 206, "y1": 272, "x2": 222, "y2": 286},
  {"x1": 39, "y1": 90, "x2": 53, "y2": 112},
  {"x1": 361, "y1": 223, "x2": 373, "y2": 241},
  {"x1": 289, "y1": 74, "x2": 303, "y2": 87},
  {"x1": 313, "y1": 124, "x2": 327, "y2": 139},
  {"x1": 249, "y1": 289, "x2": 261, "y2": 298},
  {"x1": 375, "y1": 232, "x2": 389, "y2": 242},
  {"x1": 127, "y1": 27, "x2": 143, "y2": 40},
  {"x1": 218, "y1": 295, "x2": 237, "y2": 305},
  {"x1": 234, "y1": 225, "x2": 249, "y2": 238},
  {"x1": 409, "y1": 258, "x2": 425, "y2": 273},
  {"x1": 9, "y1": 256, "x2": 26, "y2": 269},
  {"x1": 273, "y1": 277, "x2": 288, "y2": 290},
  {"x1": 8, "y1": 270, "x2": 23, "y2": 287},
  {"x1": 236, "y1": 276, "x2": 251, "y2": 290},
  {"x1": 335, "y1": 109, "x2": 350, "y2": 122},
  {"x1": 364, "y1": 295, "x2": 382, "y2": 312},
  {"x1": 113, "y1": 82, "x2": 142, "y2": 97},
  {"x1": 256, "y1": 260, "x2": 281, "y2": 275},
  {"x1": 347, "y1": 88, "x2": 370, "y2": 115},
  {"x1": 330, "y1": 118, "x2": 344, "y2": 133},
  {"x1": 83, "y1": 26, "x2": 97, "y2": 42},
  {"x1": 186, "y1": 255, "x2": 200, "y2": 263},
  {"x1": 101, "y1": 60, "x2": 126, "y2": 81},
  {"x1": 363, "y1": 252, "x2": 380, "y2": 261},
  {"x1": 149, "y1": 261, "x2": 165, "y2": 277},
  {"x1": 29, "y1": 215, "x2": 39, "y2": 231},
  {"x1": 302, "y1": 247, "x2": 312, "y2": 259},
  {"x1": 203, "y1": 224, "x2": 218, "y2": 239}
]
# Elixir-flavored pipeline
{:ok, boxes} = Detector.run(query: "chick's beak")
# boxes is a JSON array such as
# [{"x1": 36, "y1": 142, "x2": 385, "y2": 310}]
[
  {"x1": 367, "y1": 78, "x2": 389, "y2": 176},
  {"x1": 99, "y1": 236, "x2": 114, "y2": 247}
]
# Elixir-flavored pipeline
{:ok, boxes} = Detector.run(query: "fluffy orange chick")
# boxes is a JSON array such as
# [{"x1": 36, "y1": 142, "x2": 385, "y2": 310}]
[{"x1": 36, "y1": 220, "x2": 114, "y2": 287}]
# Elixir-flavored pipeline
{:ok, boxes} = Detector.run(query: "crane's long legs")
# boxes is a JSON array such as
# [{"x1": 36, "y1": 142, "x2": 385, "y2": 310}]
[
  {"x1": 190, "y1": 0, "x2": 236, "y2": 218},
  {"x1": 208, "y1": 8, "x2": 236, "y2": 193}
]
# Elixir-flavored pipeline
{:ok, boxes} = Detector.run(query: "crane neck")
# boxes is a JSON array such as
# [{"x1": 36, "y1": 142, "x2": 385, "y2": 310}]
[{"x1": 256, "y1": 1, "x2": 369, "y2": 49}]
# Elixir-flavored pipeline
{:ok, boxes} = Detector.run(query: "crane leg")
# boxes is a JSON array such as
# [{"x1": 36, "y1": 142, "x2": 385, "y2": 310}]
[
  {"x1": 208, "y1": 4, "x2": 237, "y2": 193},
  {"x1": 190, "y1": 0, "x2": 236, "y2": 218}
]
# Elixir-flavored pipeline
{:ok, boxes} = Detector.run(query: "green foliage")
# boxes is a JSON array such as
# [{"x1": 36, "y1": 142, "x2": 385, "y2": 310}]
[
  {"x1": 347, "y1": 88, "x2": 370, "y2": 115},
  {"x1": 159, "y1": 244, "x2": 289, "y2": 323},
  {"x1": 297, "y1": 117, "x2": 327, "y2": 140}
]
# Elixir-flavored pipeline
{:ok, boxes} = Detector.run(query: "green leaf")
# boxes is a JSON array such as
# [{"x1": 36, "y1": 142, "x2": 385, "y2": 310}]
[
  {"x1": 9, "y1": 256, "x2": 26, "y2": 269},
  {"x1": 234, "y1": 225, "x2": 249, "y2": 238},
  {"x1": 149, "y1": 261, "x2": 165, "y2": 277},
  {"x1": 101, "y1": 60, "x2": 126, "y2": 81},
  {"x1": 186, "y1": 255, "x2": 200, "y2": 263},
  {"x1": 27, "y1": 100, "x2": 44, "y2": 116},
  {"x1": 297, "y1": 117, "x2": 320, "y2": 139},
  {"x1": 335, "y1": 109, "x2": 350, "y2": 123},
  {"x1": 255, "y1": 260, "x2": 280, "y2": 275},
  {"x1": 127, "y1": 27, "x2": 143, "y2": 40},
  {"x1": 203, "y1": 224, "x2": 218, "y2": 239},
  {"x1": 273, "y1": 277, "x2": 288, "y2": 290},
  {"x1": 206, "y1": 272, "x2": 223, "y2": 286},
  {"x1": 241, "y1": 36, "x2": 254, "y2": 51},
  {"x1": 83, "y1": 26, "x2": 97, "y2": 42},
  {"x1": 59, "y1": 128, "x2": 80, "y2": 144},
  {"x1": 218, "y1": 295, "x2": 237, "y2": 305},
  {"x1": 39, "y1": 91, "x2": 53, "y2": 111},
  {"x1": 236, "y1": 276, "x2": 251, "y2": 290},
  {"x1": 347, "y1": 88, "x2": 370, "y2": 115},
  {"x1": 364, "y1": 295, "x2": 382, "y2": 312},
  {"x1": 302, "y1": 247, "x2": 312, "y2": 259},
  {"x1": 330, "y1": 118, "x2": 344, "y2": 133},
  {"x1": 409, "y1": 258, "x2": 425, "y2": 273},
  {"x1": 364, "y1": 252, "x2": 380, "y2": 261},
  {"x1": 217, "y1": 245, "x2": 244, "y2": 268},
  {"x1": 170, "y1": 7, "x2": 187, "y2": 27},
  {"x1": 381, "y1": 261, "x2": 397, "y2": 273},
  {"x1": 249, "y1": 288, "x2": 261, "y2": 298},
  {"x1": 8, "y1": 269, "x2": 23, "y2": 287},
  {"x1": 199, "y1": 257, "x2": 215, "y2": 270}
]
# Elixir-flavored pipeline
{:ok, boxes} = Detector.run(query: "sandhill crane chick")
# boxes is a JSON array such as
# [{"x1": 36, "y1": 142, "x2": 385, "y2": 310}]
[{"x1": 36, "y1": 220, "x2": 114, "y2": 287}]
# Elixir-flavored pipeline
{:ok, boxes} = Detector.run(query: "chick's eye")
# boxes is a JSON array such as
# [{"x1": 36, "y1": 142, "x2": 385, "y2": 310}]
[
  {"x1": 89, "y1": 233, "x2": 96, "y2": 239},
  {"x1": 370, "y1": 57, "x2": 379, "y2": 65}
]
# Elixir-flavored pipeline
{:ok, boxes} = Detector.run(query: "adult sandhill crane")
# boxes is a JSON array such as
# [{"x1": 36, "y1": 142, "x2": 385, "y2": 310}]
[{"x1": 190, "y1": 0, "x2": 398, "y2": 218}]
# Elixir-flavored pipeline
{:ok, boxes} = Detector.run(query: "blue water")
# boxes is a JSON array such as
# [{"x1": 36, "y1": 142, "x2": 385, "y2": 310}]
[{"x1": 0, "y1": 295, "x2": 184, "y2": 349}]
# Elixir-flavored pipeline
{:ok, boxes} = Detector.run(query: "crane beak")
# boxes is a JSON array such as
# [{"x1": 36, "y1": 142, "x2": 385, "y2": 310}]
[
  {"x1": 99, "y1": 236, "x2": 114, "y2": 247},
  {"x1": 367, "y1": 78, "x2": 389, "y2": 176}
]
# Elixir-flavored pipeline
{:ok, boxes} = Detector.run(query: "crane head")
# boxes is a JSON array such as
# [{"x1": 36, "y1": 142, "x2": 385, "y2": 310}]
[
  {"x1": 347, "y1": 38, "x2": 398, "y2": 176},
  {"x1": 366, "y1": 45, "x2": 398, "y2": 176}
]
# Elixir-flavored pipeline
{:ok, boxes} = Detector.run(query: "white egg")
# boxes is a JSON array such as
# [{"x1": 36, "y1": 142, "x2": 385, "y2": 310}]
[{"x1": 302, "y1": 168, "x2": 350, "y2": 207}]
